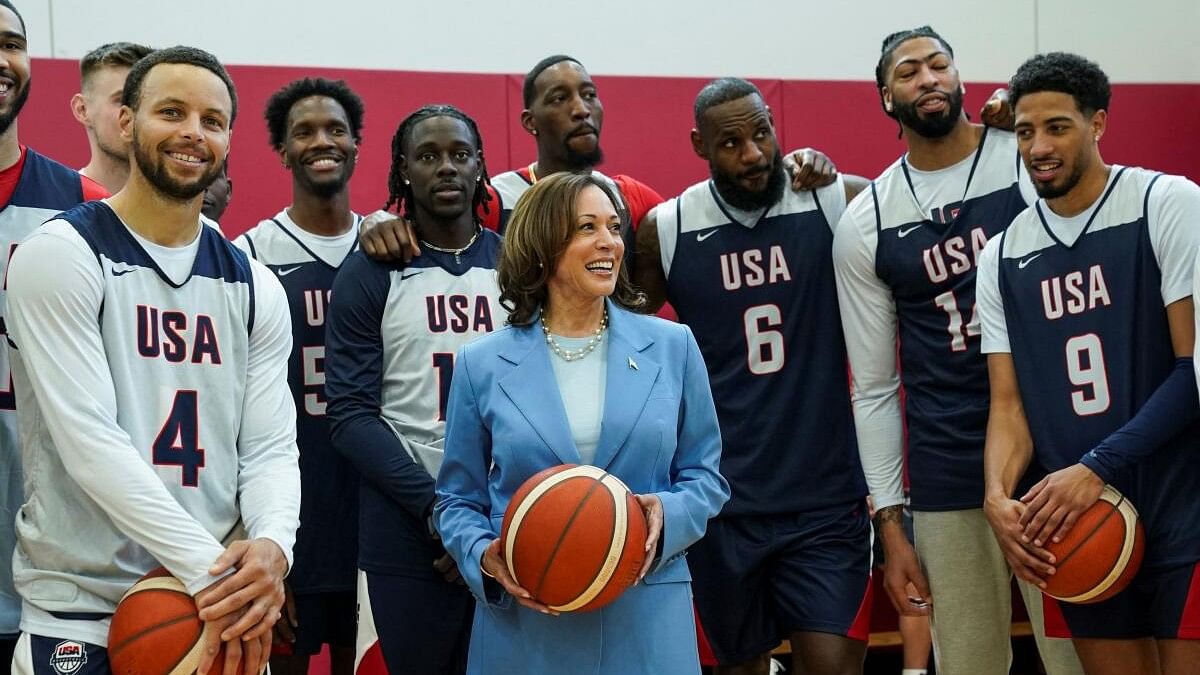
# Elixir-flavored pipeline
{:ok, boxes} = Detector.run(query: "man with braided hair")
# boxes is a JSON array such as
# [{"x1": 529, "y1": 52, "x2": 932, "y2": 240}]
[
  {"x1": 326, "y1": 104, "x2": 503, "y2": 675},
  {"x1": 234, "y1": 76, "x2": 365, "y2": 675}
]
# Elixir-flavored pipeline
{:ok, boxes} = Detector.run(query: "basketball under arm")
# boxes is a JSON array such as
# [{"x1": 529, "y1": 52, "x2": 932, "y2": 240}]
[{"x1": 832, "y1": 204, "x2": 906, "y2": 511}]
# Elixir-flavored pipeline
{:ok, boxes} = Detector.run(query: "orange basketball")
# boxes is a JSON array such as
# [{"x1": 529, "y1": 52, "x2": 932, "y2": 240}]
[
  {"x1": 501, "y1": 464, "x2": 648, "y2": 613},
  {"x1": 1042, "y1": 485, "x2": 1145, "y2": 604},
  {"x1": 109, "y1": 567, "x2": 243, "y2": 675}
]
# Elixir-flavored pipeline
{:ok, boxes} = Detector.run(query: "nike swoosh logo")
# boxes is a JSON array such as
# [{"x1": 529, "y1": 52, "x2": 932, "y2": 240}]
[
  {"x1": 1018, "y1": 254, "x2": 1042, "y2": 269},
  {"x1": 696, "y1": 230, "x2": 718, "y2": 242},
  {"x1": 400, "y1": 269, "x2": 424, "y2": 279},
  {"x1": 897, "y1": 225, "x2": 923, "y2": 238},
  {"x1": 110, "y1": 268, "x2": 136, "y2": 277},
  {"x1": 277, "y1": 265, "x2": 303, "y2": 276}
]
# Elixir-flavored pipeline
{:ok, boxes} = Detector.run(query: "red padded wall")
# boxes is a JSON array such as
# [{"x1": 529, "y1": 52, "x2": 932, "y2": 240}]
[{"x1": 24, "y1": 59, "x2": 1200, "y2": 238}]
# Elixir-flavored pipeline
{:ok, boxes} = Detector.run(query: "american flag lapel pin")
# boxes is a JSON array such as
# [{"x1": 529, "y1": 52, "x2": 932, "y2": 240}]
[{"x1": 628, "y1": 356, "x2": 638, "y2": 371}]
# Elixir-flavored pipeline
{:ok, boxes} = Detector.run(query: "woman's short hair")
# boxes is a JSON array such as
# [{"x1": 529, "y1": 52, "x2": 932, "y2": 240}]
[{"x1": 498, "y1": 171, "x2": 646, "y2": 326}]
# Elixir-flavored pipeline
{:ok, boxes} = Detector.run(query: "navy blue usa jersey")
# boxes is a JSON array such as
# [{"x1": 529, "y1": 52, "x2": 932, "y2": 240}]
[
  {"x1": 657, "y1": 178, "x2": 865, "y2": 516},
  {"x1": 236, "y1": 212, "x2": 360, "y2": 593},
  {"x1": 995, "y1": 167, "x2": 1200, "y2": 569},
  {"x1": 871, "y1": 129, "x2": 1032, "y2": 510}
]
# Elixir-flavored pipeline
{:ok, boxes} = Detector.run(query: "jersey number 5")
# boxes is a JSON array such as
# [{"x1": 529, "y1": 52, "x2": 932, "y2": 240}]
[{"x1": 153, "y1": 390, "x2": 205, "y2": 487}]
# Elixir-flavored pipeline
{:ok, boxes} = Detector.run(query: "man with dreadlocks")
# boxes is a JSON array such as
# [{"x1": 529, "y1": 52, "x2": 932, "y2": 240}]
[
  {"x1": 233, "y1": 77, "x2": 365, "y2": 675},
  {"x1": 832, "y1": 26, "x2": 1082, "y2": 675},
  {"x1": 325, "y1": 104, "x2": 502, "y2": 675}
]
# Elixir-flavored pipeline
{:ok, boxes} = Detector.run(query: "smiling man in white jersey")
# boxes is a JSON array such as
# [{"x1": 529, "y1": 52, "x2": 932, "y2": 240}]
[
  {"x1": 236, "y1": 77, "x2": 366, "y2": 675},
  {"x1": 5, "y1": 46, "x2": 298, "y2": 675}
]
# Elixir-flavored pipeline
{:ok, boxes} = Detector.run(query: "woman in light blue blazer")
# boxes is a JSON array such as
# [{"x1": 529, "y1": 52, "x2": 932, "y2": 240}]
[{"x1": 435, "y1": 172, "x2": 729, "y2": 674}]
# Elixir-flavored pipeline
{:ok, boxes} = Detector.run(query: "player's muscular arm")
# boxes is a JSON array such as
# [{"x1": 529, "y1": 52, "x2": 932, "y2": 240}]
[
  {"x1": 634, "y1": 209, "x2": 668, "y2": 312},
  {"x1": 982, "y1": 353, "x2": 1055, "y2": 586}
]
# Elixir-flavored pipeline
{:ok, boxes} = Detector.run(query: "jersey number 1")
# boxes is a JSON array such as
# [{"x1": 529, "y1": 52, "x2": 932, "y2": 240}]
[{"x1": 153, "y1": 390, "x2": 205, "y2": 487}]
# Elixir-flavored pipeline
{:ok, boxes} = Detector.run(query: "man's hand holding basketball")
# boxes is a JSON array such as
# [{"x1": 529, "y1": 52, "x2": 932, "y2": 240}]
[
  {"x1": 196, "y1": 538, "x2": 288, "y2": 636},
  {"x1": 1019, "y1": 463, "x2": 1105, "y2": 547},
  {"x1": 984, "y1": 492, "x2": 1055, "y2": 587},
  {"x1": 481, "y1": 538, "x2": 558, "y2": 615}
]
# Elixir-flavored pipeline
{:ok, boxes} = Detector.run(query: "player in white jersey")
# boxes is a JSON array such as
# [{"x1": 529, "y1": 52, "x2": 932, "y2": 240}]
[
  {"x1": 236, "y1": 77, "x2": 365, "y2": 675},
  {"x1": 979, "y1": 52, "x2": 1200, "y2": 675},
  {"x1": 833, "y1": 26, "x2": 1082, "y2": 675},
  {"x1": 0, "y1": 3, "x2": 110, "y2": 666},
  {"x1": 6, "y1": 47, "x2": 298, "y2": 675},
  {"x1": 325, "y1": 105, "x2": 503, "y2": 675}
]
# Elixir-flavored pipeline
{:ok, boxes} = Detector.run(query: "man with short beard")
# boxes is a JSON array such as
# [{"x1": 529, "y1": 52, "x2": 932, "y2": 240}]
[
  {"x1": 0, "y1": 1, "x2": 108, "y2": 666},
  {"x1": 979, "y1": 52, "x2": 1200, "y2": 675},
  {"x1": 634, "y1": 78, "x2": 872, "y2": 675},
  {"x1": 5, "y1": 46, "x2": 298, "y2": 675},
  {"x1": 833, "y1": 26, "x2": 1082, "y2": 675},
  {"x1": 71, "y1": 41, "x2": 153, "y2": 193},
  {"x1": 357, "y1": 55, "x2": 839, "y2": 268},
  {"x1": 235, "y1": 77, "x2": 365, "y2": 675}
]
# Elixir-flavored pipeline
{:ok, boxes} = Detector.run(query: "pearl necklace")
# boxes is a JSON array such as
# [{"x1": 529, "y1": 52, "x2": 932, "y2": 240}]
[
  {"x1": 541, "y1": 309, "x2": 608, "y2": 362},
  {"x1": 420, "y1": 226, "x2": 482, "y2": 264}
]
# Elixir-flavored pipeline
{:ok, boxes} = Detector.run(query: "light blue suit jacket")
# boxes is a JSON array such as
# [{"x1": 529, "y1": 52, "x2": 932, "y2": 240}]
[{"x1": 435, "y1": 302, "x2": 729, "y2": 674}]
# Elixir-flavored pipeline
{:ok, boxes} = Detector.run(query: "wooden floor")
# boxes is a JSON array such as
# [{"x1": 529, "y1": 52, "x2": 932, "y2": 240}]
[{"x1": 771, "y1": 621, "x2": 1033, "y2": 651}]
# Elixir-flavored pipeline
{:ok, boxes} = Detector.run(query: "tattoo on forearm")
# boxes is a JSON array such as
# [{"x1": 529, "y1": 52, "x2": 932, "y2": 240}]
[{"x1": 873, "y1": 504, "x2": 904, "y2": 528}]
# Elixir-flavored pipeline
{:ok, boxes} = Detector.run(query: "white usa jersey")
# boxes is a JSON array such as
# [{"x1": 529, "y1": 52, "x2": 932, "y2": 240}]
[
  {"x1": 7, "y1": 201, "x2": 298, "y2": 645},
  {"x1": 325, "y1": 231, "x2": 503, "y2": 575}
]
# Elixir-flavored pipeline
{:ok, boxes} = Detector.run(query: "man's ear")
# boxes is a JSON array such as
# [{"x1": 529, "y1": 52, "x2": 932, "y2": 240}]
[
  {"x1": 690, "y1": 128, "x2": 707, "y2": 160},
  {"x1": 70, "y1": 93, "x2": 90, "y2": 125}
]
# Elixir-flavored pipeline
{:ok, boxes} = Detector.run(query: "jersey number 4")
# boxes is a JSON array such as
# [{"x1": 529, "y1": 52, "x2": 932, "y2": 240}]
[{"x1": 153, "y1": 390, "x2": 205, "y2": 487}]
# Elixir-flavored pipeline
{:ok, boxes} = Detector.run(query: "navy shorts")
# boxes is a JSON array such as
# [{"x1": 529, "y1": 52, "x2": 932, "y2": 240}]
[
  {"x1": 290, "y1": 590, "x2": 357, "y2": 655},
  {"x1": 690, "y1": 502, "x2": 874, "y2": 664},
  {"x1": 366, "y1": 572, "x2": 473, "y2": 675},
  {"x1": 14, "y1": 634, "x2": 109, "y2": 675},
  {"x1": 1043, "y1": 560, "x2": 1200, "y2": 639}
]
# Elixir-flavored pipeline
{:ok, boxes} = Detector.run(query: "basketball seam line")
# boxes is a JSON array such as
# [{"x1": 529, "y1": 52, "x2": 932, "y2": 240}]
[
  {"x1": 108, "y1": 612, "x2": 200, "y2": 659},
  {"x1": 532, "y1": 473, "x2": 607, "y2": 603},
  {"x1": 1054, "y1": 493, "x2": 1121, "y2": 570}
]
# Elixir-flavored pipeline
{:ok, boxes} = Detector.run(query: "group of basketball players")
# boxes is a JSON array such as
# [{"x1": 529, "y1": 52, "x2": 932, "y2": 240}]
[{"x1": 0, "y1": 0, "x2": 1195, "y2": 673}]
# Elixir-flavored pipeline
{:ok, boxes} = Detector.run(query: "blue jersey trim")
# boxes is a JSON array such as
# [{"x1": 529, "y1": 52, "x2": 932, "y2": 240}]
[{"x1": 1034, "y1": 167, "x2": 1128, "y2": 249}]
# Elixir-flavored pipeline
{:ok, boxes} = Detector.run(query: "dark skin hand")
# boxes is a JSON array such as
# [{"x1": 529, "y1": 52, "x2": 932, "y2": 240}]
[{"x1": 980, "y1": 88, "x2": 1014, "y2": 130}]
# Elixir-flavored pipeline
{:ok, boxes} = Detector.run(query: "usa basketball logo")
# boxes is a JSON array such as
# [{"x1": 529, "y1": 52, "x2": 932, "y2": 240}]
[{"x1": 49, "y1": 640, "x2": 88, "y2": 675}]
